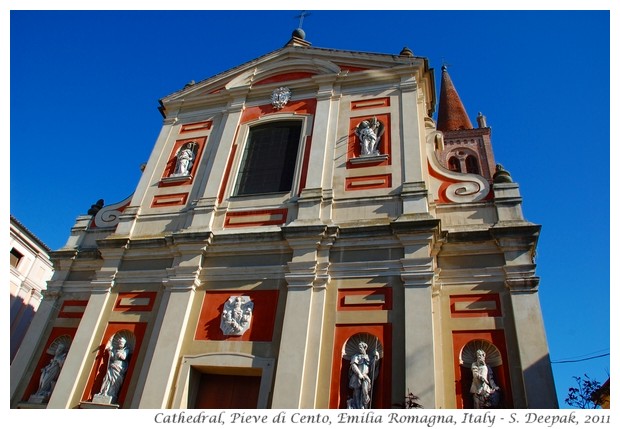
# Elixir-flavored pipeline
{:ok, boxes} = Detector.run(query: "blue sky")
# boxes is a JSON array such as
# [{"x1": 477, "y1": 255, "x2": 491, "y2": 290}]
[{"x1": 8, "y1": 7, "x2": 613, "y2": 409}]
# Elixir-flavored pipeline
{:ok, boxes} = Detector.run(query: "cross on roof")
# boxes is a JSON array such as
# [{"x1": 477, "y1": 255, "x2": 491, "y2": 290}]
[{"x1": 294, "y1": 11, "x2": 311, "y2": 29}]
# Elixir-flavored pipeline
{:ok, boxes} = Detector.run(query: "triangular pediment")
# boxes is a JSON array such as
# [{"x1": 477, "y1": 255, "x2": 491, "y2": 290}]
[{"x1": 160, "y1": 44, "x2": 427, "y2": 106}]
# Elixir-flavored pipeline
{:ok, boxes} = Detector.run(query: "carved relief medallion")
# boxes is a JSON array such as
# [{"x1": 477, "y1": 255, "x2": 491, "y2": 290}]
[
  {"x1": 220, "y1": 296, "x2": 254, "y2": 336},
  {"x1": 271, "y1": 87, "x2": 291, "y2": 110}
]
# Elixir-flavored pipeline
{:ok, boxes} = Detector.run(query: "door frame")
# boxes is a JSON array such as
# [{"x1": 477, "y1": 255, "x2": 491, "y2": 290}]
[{"x1": 172, "y1": 353, "x2": 275, "y2": 409}]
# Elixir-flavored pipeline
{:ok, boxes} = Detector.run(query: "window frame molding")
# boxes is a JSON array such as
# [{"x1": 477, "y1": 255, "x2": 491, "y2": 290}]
[{"x1": 227, "y1": 113, "x2": 313, "y2": 202}]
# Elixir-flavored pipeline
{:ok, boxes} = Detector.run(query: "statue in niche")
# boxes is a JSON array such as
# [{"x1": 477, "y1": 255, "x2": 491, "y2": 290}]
[
  {"x1": 30, "y1": 337, "x2": 71, "y2": 402},
  {"x1": 171, "y1": 142, "x2": 196, "y2": 177},
  {"x1": 355, "y1": 117, "x2": 384, "y2": 156},
  {"x1": 470, "y1": 349, "x2": 500, "y2": 408},
  {"x1": 96, "y1": 333, "x2": 131, "y2": 404},
  {"x1": 220, "y1": 296, "x2": 253, "y2": 336},
  {"x1": 345, "y1": 336, "x2": 381, "y2": 409}
]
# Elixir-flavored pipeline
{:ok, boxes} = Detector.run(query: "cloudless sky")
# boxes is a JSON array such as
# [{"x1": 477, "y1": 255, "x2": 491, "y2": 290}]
[{"x1": 7, "y1": 5, "x2": 614, "y2": 409}]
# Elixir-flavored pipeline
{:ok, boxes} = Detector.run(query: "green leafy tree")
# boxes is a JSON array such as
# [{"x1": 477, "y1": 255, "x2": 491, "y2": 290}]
[{"x1": 565, "y1": 374, "x2": 602, "y2": 409}]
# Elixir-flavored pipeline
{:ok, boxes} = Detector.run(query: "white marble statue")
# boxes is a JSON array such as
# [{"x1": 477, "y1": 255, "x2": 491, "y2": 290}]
[
  {"x1": 171, "y1": 143, "x2": 195, "y2": 177},
  {"x1": 355, "y1": 117, "x2": 383, "y2": 156},
  {"x1": 98, "y1": 334, "x2": 130, "y2": 404},
  {"x1": 33, "y1": 342, "x2": 68, "y2": 400},
  {"x1": 220, "y1": 296, "x2": 253, "y2": 336},
  {"x1": 470, "y1": 349, "x2": 500, "y2": 408},
  {"x1": 347, "y1": 341, "x2": 380, "y2": 409}
]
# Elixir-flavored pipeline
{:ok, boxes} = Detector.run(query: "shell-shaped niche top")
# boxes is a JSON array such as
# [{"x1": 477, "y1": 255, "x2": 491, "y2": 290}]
[
  {"x1": 460, "y1": 339, "x2": 503, "y2": 367},
  {"x1": 342, "y1": 332, "x2": 384, "y2": 360},
  {"x1": 105, "y1": 330, "x2": 136, "y2": 353},
  {"x1": 47, "y1": 335, "x2": 72, "y2": 355}
]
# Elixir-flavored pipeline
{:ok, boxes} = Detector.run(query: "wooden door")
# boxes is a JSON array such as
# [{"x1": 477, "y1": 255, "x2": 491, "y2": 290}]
[{"x1": 193, "y1": 373, "x2": 261, "y2": 409}]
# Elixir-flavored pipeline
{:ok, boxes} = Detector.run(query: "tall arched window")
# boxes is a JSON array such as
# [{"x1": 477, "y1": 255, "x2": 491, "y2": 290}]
[
  {"x1": 448, "y1": 156, "x2": 461, "y2": 172},
  {"x1": 235, "y1": 121, "x2": 302, "y2": 196},
  {"x1": 465, "y1": 155, "x2": 480, "y2": 175}
]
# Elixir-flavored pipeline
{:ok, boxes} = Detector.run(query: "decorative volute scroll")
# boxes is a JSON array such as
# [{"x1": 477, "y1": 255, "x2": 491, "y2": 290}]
[
  {"x1": 92, "y1": 194, "x2": 133, "y2": 228},
  {"x1": 426, "y1": 125, "x2": 490, "y2": 203}
]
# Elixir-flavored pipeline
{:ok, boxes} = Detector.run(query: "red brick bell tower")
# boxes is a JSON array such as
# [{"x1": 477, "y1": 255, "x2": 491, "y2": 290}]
[{"x1": 435, "y1": 65, "x2": 496, "y2": 181}]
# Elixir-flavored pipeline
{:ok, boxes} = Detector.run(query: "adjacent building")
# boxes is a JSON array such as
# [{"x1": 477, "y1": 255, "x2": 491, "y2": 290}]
[
  {"x1": 11, "y1": 29, "x2": 557, "y2": 409},
  {"x1": 10, "y1": 215, "x2": 53, "y2": 363}
]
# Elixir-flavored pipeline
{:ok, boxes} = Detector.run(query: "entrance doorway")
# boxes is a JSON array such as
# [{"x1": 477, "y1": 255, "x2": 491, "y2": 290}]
[{"x1": 193, "y1": 372, "x2": 261, "y2": 409}]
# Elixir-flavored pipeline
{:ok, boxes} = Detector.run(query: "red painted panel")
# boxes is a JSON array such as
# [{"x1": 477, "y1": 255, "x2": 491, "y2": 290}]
[
  {"x1": 346, "y1": 113, "x2": 391, "y2": 169},
  {"x1": 345, "y1": 174, "x2": 392, "y2": 191},
  {"x1": 450, "y1": 294, "x2": 502, "y2": 318},
  {"x1": 159, "y1": 136, "x2": 207, "y2": 186},
  {"x1": 254, "y1": 72, "x2": 316, "y2": 86},
  {"x1": 21, "y1": 327, "x2": 77, "y2": 401},
  {"x1": 452, "y1": 330, "x2": 513, "y2": 409},
  {"x1": 336, "y1": 65, "x2": 369, "y2": 73},
  {"x1": 180, "y1": 120, "x2": 212, "y2": 134},
  {"x1": 240, "y1": 98, "x2": 317, "y2": 124},
  {"x1": 151, "y1": 192, "x2": 189, "y2": 208},
  {"x1": 329, "y1": 324, "x2": 392, "y2": 409},
  {"x1": 81, "y1": 322, "x2": 147, "y2": 408},
  {"x1": 337, "y1": 288, "x2": 392, "y2": 311},
  {"x1": 195, "y1": 290, "x2": 279, "y2": 342},
  {"x1": 224, "y1": 209, "x2": 288, "y2": 228}
]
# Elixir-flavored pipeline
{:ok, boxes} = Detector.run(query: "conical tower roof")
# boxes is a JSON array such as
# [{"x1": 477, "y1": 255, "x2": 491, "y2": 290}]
[{"x1": 436, "y1": 65, "x2": 473, "y2": 132}]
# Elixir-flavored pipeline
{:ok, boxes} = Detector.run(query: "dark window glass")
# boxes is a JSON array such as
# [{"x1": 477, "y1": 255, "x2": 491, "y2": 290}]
[
  {"x1": 466, "y1": 155, "x2": 480, "y2": 175},
  {"x1": 448, "y1": 156, "x2": 461, "y2": 172},
  {"x1": 10, "y1": 248, "x2": 23, "y2": 268},
  {"x1": 235, "y1": 121, "x2": 302, "y2": 196}
]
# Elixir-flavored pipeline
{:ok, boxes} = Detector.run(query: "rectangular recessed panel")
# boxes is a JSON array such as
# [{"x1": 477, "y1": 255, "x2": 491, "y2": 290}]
[
  {"x1": 351, "y1": 97, "x2": 390, "y2": 110},
  {"x1": 114, "y1": 292, "x2": 157, "y2": 312},
  {"x1": 180, "y1": 120, "x2": 212, "y2": 133},
  {"x1": 338, "y1": 288, "x2": 391, "y2": 311},
  {"x1": 454, "y1": 300, "x2": 497, "y2": 311},
  {"x1": 151, "y1": 193, "x2": 189, "y2": 207},
  {"x1": 58, "y1": 300, "x2": 88, "y2": 318},
  {"x1": 450, "y1": 294, "x2": 501, "y2": 318},
  {"x1": 344, "y1": 293, "x2": 386, "y2": 305},
  {"x1": 345, "y1": 174, "x2": 391, "y2": 191},
  {"x1": 224, "y1": 209, "x2": 287, "y2": 228}
]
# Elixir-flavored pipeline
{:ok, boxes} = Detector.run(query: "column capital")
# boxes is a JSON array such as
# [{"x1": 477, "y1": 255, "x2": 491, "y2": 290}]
[
  {"x1": 400, "y1": 257, "x2": 435, "y2": 288},
  {"x1": 504, "y1": 264, "x2": 539, "y2": 293},
  {"x1": 505, "y1": 277, "x2": 540, "y2": 294},
  {"x1": 163, "y1": 268, "x2": 200, "y2": 292},
  {"x1": 89, "y1": 280, "x2": 115, "y2": 294}
]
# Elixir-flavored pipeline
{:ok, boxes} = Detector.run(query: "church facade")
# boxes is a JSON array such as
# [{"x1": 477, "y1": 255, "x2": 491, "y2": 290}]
[{"x1": 11, "y1": 30, "x2": 557, "y2": 409}]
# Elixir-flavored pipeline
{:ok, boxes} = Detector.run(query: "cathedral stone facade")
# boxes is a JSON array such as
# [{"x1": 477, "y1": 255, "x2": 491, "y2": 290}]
[{"x1": 10, "y1": 30, "x2": 557, "y2": 409}]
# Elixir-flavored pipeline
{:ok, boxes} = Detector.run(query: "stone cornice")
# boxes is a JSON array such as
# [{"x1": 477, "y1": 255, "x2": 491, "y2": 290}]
[{"x1": 505, "y1": 277, "x2": 540, "y2": 294}]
